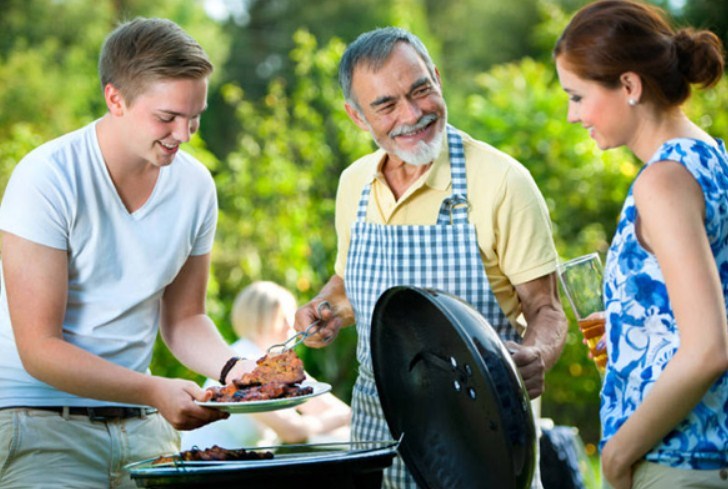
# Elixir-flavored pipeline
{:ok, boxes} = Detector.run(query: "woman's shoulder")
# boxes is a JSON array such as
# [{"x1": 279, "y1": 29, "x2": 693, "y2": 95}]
[
  {"x1": 650, "y1": 137, "x2": 727, "y2": 170},
  {"x1": 643, "y1": 138, "x2": 727, "y2": 196}
]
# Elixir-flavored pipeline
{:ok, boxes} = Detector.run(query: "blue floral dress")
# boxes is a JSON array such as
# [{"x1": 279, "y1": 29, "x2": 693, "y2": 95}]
[{"x1": 602, "y1": 138, "x2": 728, "y2": 470}]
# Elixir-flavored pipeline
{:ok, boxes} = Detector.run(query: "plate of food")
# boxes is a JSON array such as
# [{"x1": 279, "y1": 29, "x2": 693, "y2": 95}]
[
  {"x1": 197, "y1": 380, "x2": 331, "y2": 413},
  {"x1": 196, "y1": 349, "x2": 331, "y2": 413}
]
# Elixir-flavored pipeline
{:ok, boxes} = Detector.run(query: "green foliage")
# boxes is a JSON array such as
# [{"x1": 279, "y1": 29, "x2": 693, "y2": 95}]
[
  {"x1": 0, "y1": 0, "x2": 106, "y2": 139},
  {"x1": 531, "y1": 0, "x2": 573, "y2": 62},
  {"x1": 456, "y1": 58, "x2": 639, "y2": 257},
  {"x1": 0, "y1": 124, "x2": 45, "y2": 193},
  {"x1": 0, "y1": 0, "x2": 228, "y2": 143},
  {"x1": 427, "y1": 0, "x2": 542, "y2": 91}
]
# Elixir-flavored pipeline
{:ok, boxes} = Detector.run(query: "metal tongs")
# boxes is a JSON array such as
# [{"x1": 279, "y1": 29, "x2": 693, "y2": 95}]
[{"x1": 267, "y1": 301, "x2": 331, "y2": 355}]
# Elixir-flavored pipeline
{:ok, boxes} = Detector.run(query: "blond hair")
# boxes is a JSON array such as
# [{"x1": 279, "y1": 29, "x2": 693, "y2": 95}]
[
  {"x1": 231, "y1": 281, "x2": 297, "y2": 340},
  {"x1": 98, "y1": 17, "x2": 213, "y2": 105}
]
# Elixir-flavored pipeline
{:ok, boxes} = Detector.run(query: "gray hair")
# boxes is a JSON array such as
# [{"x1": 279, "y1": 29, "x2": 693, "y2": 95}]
[{"x1": 338, "y1": 27, "x2": 436, "y2": 108}]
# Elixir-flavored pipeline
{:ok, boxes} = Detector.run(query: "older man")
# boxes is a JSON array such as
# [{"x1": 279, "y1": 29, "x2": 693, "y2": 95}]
[{"x1": 296, "y1": 27, "x2": 567, "y2": 488}]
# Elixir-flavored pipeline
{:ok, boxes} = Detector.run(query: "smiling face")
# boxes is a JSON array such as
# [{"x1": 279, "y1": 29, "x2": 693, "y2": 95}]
[
  {"x1": 107, "y1": 77, "x2": 208, "y2": 168},
  {"x1": 555, "y1": 57, "x2": 637, "y2": 151},
  {"x1": 345, "y1": 43, "x2": 447, "y2": 166}
]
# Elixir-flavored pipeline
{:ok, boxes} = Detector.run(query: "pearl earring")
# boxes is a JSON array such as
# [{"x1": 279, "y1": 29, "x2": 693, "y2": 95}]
[{"x1": 628, "y1": 98, "x2": 638, "y2": 106}]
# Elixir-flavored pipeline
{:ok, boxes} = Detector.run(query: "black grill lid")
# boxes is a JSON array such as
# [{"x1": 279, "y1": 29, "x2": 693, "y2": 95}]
[{"x1": 371, "y1": 286, "x2": 536, "y2": 489}]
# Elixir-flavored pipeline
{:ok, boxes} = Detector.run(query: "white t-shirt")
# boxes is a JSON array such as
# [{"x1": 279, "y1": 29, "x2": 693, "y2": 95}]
[{"x1": 0, "y1": 120, "x2": 218, "y2": 408}]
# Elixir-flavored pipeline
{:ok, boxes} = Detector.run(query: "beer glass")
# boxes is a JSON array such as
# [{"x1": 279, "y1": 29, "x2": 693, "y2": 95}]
[{"x1": 557, "y1": 253, "x2": 607, "y2": 372}]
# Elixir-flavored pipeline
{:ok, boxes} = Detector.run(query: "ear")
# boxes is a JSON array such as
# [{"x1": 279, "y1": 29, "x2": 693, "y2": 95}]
[
  {"x1": 619, "y1": 72, "x2": 643, "y2": 103},
  {"x1": 434, "y1": 66, "x2": 443, "y2": 88},
  {"x1": 344, "y1": 102, "x2": 371, "y2": 132},
  {"x1": 104, "y1": 83, "x2": 126, "y2": 116}
]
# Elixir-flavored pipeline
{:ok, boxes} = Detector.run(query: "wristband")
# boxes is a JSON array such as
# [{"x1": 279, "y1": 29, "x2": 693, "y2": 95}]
[{"x1": 219, "y1": 356, "x2": 241, "y2": 385}]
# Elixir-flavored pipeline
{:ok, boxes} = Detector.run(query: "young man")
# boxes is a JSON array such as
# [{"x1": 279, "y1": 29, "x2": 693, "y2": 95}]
[
  {"x1": 0, "y1": 18, "x2": 251, "y2": 488},
  {"x1": 295, "y1": 27, "x2": 567, "y2": 488}
]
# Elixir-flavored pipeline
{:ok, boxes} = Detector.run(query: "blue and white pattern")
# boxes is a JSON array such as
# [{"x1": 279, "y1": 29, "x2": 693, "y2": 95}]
[
  {"x1": 602, "y1": 138, "x2": 728, "y2": 470},
  {"x1": 345, "y1": 125, "x2": 516, "y2": 488}
]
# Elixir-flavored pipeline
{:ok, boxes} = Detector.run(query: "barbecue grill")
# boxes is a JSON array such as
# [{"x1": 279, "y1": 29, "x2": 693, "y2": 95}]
[
  {"x1": 127, "y1": 285, "x2": 535, "y2": 488},
  {"x1": 127, "y1": 440, "x2": 398, "y2": 488}
]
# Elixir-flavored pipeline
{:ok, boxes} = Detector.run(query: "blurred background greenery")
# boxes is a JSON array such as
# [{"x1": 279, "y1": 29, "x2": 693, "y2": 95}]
[{"x1": 1, "y1": 0, "x2": 727, "y2": 463}]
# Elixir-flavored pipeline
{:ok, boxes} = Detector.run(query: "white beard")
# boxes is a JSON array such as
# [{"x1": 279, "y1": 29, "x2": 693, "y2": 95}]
[
  {"x1": 390, "y1": 129, "x2": 444, "y2": 166},
  {"x1": 367, "y1": 113, "x2": 446, "y2": 166}
]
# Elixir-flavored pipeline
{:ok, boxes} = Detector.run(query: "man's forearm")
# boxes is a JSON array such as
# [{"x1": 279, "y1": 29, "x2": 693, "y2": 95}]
[
  {"x1": 20, "y1": 336, "x2": 162, "y2": 405},
  {"x1": 516, "y1": 272, "x2": 568, "y2": 371},
  {"x1": 521, "y1": 304, "x2": 568, "y2": 370},
  {"x1": 161, "y1": 313, "x2": 242, "y2": 381}
]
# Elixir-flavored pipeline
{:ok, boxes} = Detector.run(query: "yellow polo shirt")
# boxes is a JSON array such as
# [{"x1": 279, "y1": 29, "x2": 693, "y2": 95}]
[{"x1": 334, "y1": 128, "x2": 558, "y2": 332}]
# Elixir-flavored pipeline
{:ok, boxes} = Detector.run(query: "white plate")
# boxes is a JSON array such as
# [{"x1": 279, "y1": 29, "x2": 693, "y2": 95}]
[{"x1": 196, "y1": 381, "x2": 331, "y2": 413}]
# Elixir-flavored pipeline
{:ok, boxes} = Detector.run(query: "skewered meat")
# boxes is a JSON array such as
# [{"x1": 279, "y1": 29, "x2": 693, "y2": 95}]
[
  {"x1": 206, "y1": 349, "x2": 312, "y2": 403},
  {"x1": 152, "y1": 445, "x2": 273, "y2": 465}
]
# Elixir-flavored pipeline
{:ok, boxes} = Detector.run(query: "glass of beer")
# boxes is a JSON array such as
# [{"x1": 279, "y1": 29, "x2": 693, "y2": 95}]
[{"x1": 557, "y1": 253, "x2": 607, "y2": 372}]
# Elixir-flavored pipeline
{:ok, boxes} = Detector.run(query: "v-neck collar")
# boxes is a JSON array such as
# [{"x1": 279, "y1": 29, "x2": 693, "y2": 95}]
[{"x1": 91, "y1": 119, "x2": 165, "y2": 220}]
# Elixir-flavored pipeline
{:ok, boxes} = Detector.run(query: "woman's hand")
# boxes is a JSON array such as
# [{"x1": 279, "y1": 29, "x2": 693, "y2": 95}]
[
  {"x1": 601, "y1": 437, "x2": 634, "y2": 489},
  {"x1": 583, "y1": 334, "x2": 607, "y2": 370}
]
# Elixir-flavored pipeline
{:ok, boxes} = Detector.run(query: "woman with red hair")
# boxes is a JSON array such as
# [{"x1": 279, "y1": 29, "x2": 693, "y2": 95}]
[{"x1": 554, "y1": 1, "x2": 728, "y2": 488}]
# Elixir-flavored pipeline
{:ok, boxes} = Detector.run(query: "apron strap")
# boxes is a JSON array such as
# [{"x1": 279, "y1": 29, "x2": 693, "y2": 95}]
[
  {"x1": 355, "y1": 183, "x2": 371, "y2": 222},
  {"x1": 437, "y1": 125, "x2": 470, "y2": 225}
]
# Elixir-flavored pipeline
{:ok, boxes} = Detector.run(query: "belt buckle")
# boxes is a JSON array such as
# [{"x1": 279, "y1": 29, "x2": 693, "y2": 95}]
[
  {"x1": 88, "y1": 407, "x2": 130, "y2": 421},
  {"x1": 87, "y1": 407, "x2": 109, "y2": 422},
  {"x1": 86, "y1": 406, "x2": 151, "y2": 421}
]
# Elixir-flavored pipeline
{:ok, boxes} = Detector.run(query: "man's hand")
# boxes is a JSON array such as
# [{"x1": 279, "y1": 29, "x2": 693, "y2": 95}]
[
  {"x1": 149, "y1": 377, "x2": 229, "y2": 431},
  {"x1": 506, "y1": 341, "x2": 546, "y2": 399},
  {"x1": 295, "y1": 300, "x2": 341, "y2": 348},
  {"x1": 513, "y1": 272, "x2": 568, "y2": 398},
  {"x1": 294, "y1": 275, "x2": 354, "y2": 349}
]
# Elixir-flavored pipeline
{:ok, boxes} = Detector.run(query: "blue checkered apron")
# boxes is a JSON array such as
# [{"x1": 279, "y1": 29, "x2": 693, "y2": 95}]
[{"x1": 345, "y1": 125, "x2": 520, "y2": 488}]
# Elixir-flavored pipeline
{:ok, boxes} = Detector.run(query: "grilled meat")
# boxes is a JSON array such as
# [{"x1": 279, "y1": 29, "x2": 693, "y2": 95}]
[
  {"x1": 237, "y1": 350, "x2": 306, "y2": 386},
  {"x1": 206, "y1": 349, "x2": 312, "y2": 403},
  {"x1": 152, "y1": 445, "x2": 274, "y2": 465}
]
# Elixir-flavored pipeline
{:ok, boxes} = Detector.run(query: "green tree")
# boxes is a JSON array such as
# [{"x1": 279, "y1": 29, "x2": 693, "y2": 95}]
[{"x1": 0, "y1": 0, "x2": 228, "y2": 140}]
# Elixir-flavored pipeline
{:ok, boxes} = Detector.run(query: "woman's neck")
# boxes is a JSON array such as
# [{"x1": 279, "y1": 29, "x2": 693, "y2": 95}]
[{"x1": 629, "y1": 107, "x2": 712, "y2": 163}]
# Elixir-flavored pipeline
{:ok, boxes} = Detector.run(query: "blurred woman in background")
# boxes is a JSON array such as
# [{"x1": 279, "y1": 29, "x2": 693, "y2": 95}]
[{"x1": 554, "y1": 1, "x2": 728, "y2": 488}]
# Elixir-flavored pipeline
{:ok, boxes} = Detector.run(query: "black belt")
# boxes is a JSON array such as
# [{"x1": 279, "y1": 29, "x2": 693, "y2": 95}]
[{"x1": 9, "y1": 406, "x2": 158, "y2": 421}]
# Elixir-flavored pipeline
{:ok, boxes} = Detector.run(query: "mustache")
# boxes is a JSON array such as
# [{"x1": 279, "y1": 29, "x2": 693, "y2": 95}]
[{"x1": 389, "y1": 113, "x2": 438, "y2": 138}]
